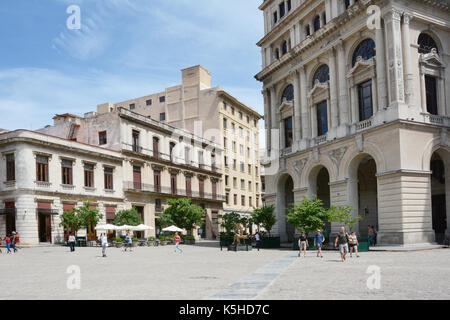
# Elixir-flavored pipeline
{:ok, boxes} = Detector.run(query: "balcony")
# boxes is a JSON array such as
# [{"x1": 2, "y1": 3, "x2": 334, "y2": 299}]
[
  {"x1": 356, "y1": 119, "x2": 373, "y2": 132},
  {"x1": 315, "y1": 135, "x2": 327, "y2": 145},
  {"x1": 422, "y1": 113, "x2": 450, "y2": 127},
  {"x1": 124, "y1": 182, "x2": 225, "y2": 202}
]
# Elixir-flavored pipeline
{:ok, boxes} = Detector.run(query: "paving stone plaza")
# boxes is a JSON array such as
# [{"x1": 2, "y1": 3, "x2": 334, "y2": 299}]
[{"x1": 1, "y1": 242, "x2": 449, "y2": 300}]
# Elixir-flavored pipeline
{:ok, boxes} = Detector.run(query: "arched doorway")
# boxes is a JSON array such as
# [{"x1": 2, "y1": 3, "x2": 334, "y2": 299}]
[
  {"x1": 430, "y1": 151, "x2": 448, "y2": 244},
  {"x1": 348, "y1": 155, "x2": 378, "y2": 237},
  {"x1": 308, "y1": 166, "x2": 331, "y2": 238},
  {"x1": 277, "y1": 174, "x2": 294, "y2": 243}
]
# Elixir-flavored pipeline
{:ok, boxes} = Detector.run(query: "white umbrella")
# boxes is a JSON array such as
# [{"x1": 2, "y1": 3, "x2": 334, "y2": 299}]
[
  {"x1": 95, "y1": 224, "x2": 118, "y2": 231},
  {"x1": 117, "y1": 225, "x2": 137, "y2": 231},
  {"x1": 135, "y1": 224, "x2": 154, "y2": 231},
  {"x1": 162, "y1": 225, "x2": 184, "y2": 232}
]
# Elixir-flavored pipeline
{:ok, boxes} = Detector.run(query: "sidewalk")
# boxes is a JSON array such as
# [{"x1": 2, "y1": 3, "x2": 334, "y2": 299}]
[{"x1": 369, "y1": 243, "x2": 448, "y2": 252}]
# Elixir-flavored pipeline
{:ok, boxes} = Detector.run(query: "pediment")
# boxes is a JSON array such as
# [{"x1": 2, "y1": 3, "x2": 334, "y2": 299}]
[
  {"x1": 278, "y1": 100, "x2": 293, "y2": 113},
  {"x1": 309, "y1": 81, "x2": 329, "y2": 97},
  {"x1": 420, "y1": 50, "x2": 445, "y2": 68},
  {"x1": 348, "y1": 57, "x2": 375, "y2": 77}
]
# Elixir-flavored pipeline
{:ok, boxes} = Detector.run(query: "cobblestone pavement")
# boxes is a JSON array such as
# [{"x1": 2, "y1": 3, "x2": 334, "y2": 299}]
[{"x1": 0, "y1": 243, "x2": 449, "y2": 300}]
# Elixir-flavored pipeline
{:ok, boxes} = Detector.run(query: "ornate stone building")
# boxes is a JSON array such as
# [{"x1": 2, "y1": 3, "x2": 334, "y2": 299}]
[{"x1": 256, "y1": 0, "x2": 450, "y2": 244}]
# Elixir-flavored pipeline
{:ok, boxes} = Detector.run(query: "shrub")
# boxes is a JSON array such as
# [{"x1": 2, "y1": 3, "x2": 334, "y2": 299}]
[
  {"x1": 115, "y1": 237, "x2": 123, "y2": 243},
  {"x1": 147, "y1": 237, "x2": 156, "y2": 241},
  {"x1": 159, "y1": 235, "x2": 167, "y2": 241},
  {"x1": 132, "y1": 237, "x2": 139, "y2": 242}
]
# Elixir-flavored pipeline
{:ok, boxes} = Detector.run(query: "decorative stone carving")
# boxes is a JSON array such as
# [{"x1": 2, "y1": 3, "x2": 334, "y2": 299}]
[
  {"x1": 293, "y1": 158, "x2": 308, "y2": 177},
  {"x1": 356, "y1": 134, "x2": 364, "y2": 152},
  {"x1": 313, "y1": 148, "x2": 320, "y2": 163},
  {"x1": 151, "y1": 164, "x2": 165, "y2": 171},
  {"x1": 329, "y1": 147, "x2": 348, "y2": 171}
]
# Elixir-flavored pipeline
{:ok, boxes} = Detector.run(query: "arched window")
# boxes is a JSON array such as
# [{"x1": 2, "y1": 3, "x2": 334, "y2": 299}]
[
  {"x1": 275, "y1": 48, "x2": 280, "y2": 60},
  {"x1": 418, "y1": 33, "x2": 439, "y2": 54},
  {"x1": 313, "y1": 15, "x2": 321, "y2": 32},
  {"x1": 281, "y1": 84, "x2": 294, "y2": 103},
  {"x1": 282, "y1": 41, "x2": 288, "y2": 55},
  {"x1": 312, "y1": 64, "x2": 330, "y2": 87},
  {"x1": 352, "y1": 38, "x2": 376, "y2": 67},
  {"x1": 305, "y1": 25, "x2": 311, "y2": 37}
]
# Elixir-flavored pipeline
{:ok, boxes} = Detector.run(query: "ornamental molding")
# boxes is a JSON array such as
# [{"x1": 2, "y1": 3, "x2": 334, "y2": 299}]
[
  {"x1": 329, "y1": 147, "x2": 348, "y2": 173},
  {"x1": 293, "y1": 158, "x2": 308, "y2": 177}
]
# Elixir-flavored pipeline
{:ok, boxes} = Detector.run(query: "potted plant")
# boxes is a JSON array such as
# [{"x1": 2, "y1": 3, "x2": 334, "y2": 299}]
[
  {"x1": 159, "y1": 235, "x2": 168, "y2": 246},
  {"x1": 183, "y1": 235, "x2": 196, "y2": 245},
  {"x1": 147, "y1": 236, "x2": 157, "y2": 247},
  {"x1": 115, "y1": 237, "x2": 123, "y2": 248},
  {"x1": 132, "y1": 237, "x2": 139, "y2": 247}
]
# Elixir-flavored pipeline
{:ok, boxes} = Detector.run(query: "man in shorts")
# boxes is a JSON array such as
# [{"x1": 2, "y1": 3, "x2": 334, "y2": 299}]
[
  {"x1": 298, "y1": 232, "x2": 308, "y2": 258},
  {"x1": 314, "y1": 230, "x2": 324, "y2": 258},
  {"x1": 334, "y1": 226, "x2": 349, "y2": 262}
]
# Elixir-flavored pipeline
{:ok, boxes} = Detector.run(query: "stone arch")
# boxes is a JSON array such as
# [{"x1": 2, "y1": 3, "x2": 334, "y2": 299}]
[
  {"x1": 421, "y1": 135, "x2": 450, "y2": 171},
  {"x1": 339, "y1": 142, "x2": 386, "y2": 180},
  {"x1": 275, "y1": 173, "x2": 295, "y2": 243},
  {"x1": 300, "y1": 156, "x2": 337, "y2": 190},
  {"x1": 306, "y1": 59, "x2": 329, "y2": 89},
  {"x1": 351, "y1": 38, "x2": 376, "y2": 67},
  {"x1": 276, "y1": 80, "x2": 294, "y2": 104},
  {"x1": 417, "y1": 30, "x2": 443, "y2": 55},
  {"x1": 346, "y1": 32, "x2": 376, "y2": 68}
]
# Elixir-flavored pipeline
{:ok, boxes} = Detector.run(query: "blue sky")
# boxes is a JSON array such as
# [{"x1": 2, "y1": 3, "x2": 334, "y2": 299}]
[{"x1": 0, "y1": 0, "x2": 264, "y2": 135}]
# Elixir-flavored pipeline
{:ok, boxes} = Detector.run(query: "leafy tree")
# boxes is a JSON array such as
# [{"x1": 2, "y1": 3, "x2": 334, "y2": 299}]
[
  {"x1": 159, "y1": 198, "x2": 204, "y2": 235},
  {"x1": 286, "y1": 197, "x2": 328, "y2": 234},
  {"x1": 74, "y1": 202, "x2": 103, "y2": 240},
  {"x1": 251, "y1": 205, "x2": 277, "y2": 236},
  {"x1": 218, "y1": 212, "x2": 242, "y2": 235},
  {"x1": 114, "y1": 208, "x2": 142, "y2": 226},
  {"x1": 327, "y1": 205, "x2": 360, "y2": 230},
  {"x1": 60, "y1": 210, "x2": 82, "y2": 236}
]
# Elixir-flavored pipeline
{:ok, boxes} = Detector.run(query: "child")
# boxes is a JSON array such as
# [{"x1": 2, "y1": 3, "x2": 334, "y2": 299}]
[{"x1": 5, "y1": 235, "x2": 12, "y2": 254}]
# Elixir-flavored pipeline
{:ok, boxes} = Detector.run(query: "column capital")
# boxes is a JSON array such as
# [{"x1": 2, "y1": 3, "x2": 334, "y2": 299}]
[
  {"x1": 327, "y1": 46, "x2": 336, "y2": 58},
  {"x1": 289, "y1": 69, "x2": 299, "y2": 77},
  {"x1": 383, "y1": 8, "x2": 402, "y2": 22},
  {"x1": 336, "y1": 39, "x2": 345, "y2": 52},
  {"x1": 402, "y1": 12, "x2": 413, "y2": 25}
]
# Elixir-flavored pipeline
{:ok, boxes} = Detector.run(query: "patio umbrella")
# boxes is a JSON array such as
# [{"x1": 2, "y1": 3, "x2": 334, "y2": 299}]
[
  {"x1": 116, "y1": 225, "x2": 138, "y2": 231},
  {"x1": 135, "y1": 224, "x2": 154, "y2": 231},
  {"x1": 162, "y1": 225, "x2": 184, "y2": 232},
  {"x1": 95, "y1": 224, "x2": 118, "y2": 231}
]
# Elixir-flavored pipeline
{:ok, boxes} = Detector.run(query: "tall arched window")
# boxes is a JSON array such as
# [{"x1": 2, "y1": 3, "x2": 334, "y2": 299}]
[
  {"x1": 275, "y1": 48, "x2": 280, "y2": 60},
  {"x1": 352, "y1": 38, "x2": 376, "y2": 67},
  {"x1": 282, "y1": 41, "x2": 288, "y2": 55},
  {"x1": 313, "y1": 15, "x2": 321, "y2": 32},
  {"x1": 281, "y1": 84, "x2": 294, "y2": 103},
  {"x1": 312, "y1": 64, "x2": 330, "y2": 87},
  {"x1": 418, "y1": 33, "x2": 439, "y2": 54}
]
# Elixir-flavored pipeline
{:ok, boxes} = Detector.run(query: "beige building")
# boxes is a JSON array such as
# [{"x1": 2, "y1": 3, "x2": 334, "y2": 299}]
[
  {"x1": 256, "y1": 0, "x2": 450, "y2": 244},
  {"x1": 96, "y1": 66, "x2": 264, "y2": 218},
  {"x1": 39, "y1": 108, "x2": 224, "y2": 240}
]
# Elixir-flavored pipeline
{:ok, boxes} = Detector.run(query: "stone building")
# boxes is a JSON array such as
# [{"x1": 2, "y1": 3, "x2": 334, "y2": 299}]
[
  {"x1": 0, "y1": 130, "x2": 125, "y2": 245},
  {"x1": 39, "y1": 108, "x2": 224, "y2": 240},
  {"x1": 256, "y1": 0, "x2": 450, "y2": 244},
  {"x1": 96, "y1": 65, "x2": 264, "y2": 219}
]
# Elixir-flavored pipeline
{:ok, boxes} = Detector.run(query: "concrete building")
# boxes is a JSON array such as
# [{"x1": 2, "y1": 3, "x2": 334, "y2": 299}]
[
  {"x1": 256, "y1": 0, "x2": 450, "y2": 244},
  {"x1": 39, "y1": 108, "x2": 224, "y2": 240},
  {"x1": 0, "y1": 130, "x2": 125, "y2": 245},
  {"x1": 96, "y1": 66, "x2": 264, "y2": 218}
]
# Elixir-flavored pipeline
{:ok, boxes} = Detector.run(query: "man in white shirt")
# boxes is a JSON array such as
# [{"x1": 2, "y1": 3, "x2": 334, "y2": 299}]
[{"x1": 101, "y1": 233, "x2": 108, "y2": 258}]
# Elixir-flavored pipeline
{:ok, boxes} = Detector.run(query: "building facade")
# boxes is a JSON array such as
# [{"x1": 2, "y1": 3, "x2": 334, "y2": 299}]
[
  {"x1": 256, "y1": 0, "x2": 450, "y2": 244},
  {"x1": 96, "y1": 65, "x2": 264, "y2": 218}
]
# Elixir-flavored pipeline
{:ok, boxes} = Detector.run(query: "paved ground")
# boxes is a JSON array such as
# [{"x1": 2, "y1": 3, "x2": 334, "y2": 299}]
[{"x1": 0, "y1": 242, "x2": 449, "y2": 300}]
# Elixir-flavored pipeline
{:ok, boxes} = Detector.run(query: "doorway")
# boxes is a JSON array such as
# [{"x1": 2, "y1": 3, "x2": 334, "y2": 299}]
[{"x1": 38, "y1": 213, "x2": 52, "y2": 243}]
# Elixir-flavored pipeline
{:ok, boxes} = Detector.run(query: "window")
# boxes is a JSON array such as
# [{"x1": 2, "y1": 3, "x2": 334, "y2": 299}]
[
  {"x1": 275, "y1": 48, "x2": 280, "y2": 60},
  {"x1": 240, "y1": 162, "x2": 244, "y2": 172},
  {"x1": 133, "y1": 166, "x2": 142, "y2": 190},
  {"x1": 36, "y1": 155, "x2": 49, "y2": 182},
  {"x1": 256, "y1": 183, "x2": 259, "y2": 192},
  {"x1": 224, "y1": 156, "x2": 229, "y2": 167},
  {"x1": 226, "y1": 193, "x2": 230, "y2": 205},
  {"x1": 61, "y1": 160, "x2": 73, "y2": 185},
  {"x1": 159, "y1": 96, "x2": 165, "y2": 103},
  {"x1": 246, "y1": 115, "x2": 250, "y2": 124},
  {"x1": 287, "y1": 0, "x2": 291, "y2": 11},
  {"x1": 233, "y1": 159, "x2": 237, "y2": 170},
  {"x1": 248, "y1": 182, "x2": 252, "y2": 191},
  {"x1": 224, "y1": 137, "x2": 228, "y2": 149},
  {"x1": 6, "y1": 154, "x2": 15, "y2": 182},
  {"x1": 273, "y1": 11, "x2": 278, "y2": 24},
  {"x1": 249, "y1": 197, "x2": 253, "y2": 207},
  {"x1": 84, "y1": 164, "x2": 94, "y2": 188},
  {"x1": 239, "y1": 127, "x2": 243, "y2": 137},
  {"x1": 247, "y1": 147, "x2": 250, "y2": 158},
  {"x1": 425, "y1": 76, "x2": 438, "y2": 115},
  {"x1": 317, "y1": 101, "x2": 328, "y2": 136},
  {"x1": 223, "y1": 102, "x2": 227, "y2": 110},
  {"x1": 104, "y1": 167, "x2": 113, "y2": 190},
  {"x1": 312, "y1": 64, "x2": 330, "y2": 87},
  {"x1": 255, "y1": 166, "x2": 259, "y2": 176},
  {"x1": 231, "y1": 107, "x2": 235, "y2": 116},
  {"x1": 154, "y1": 170, "x2": 161, "y2": 193},
  {"x1": 234, "y1": 194, "x2": 238, "y2": 205},
  {"x1": 254, "y1": 119, "x2": 257, "y2": 127},
  {"x1": 281, "y1": 84, "x2": 294, "y2": 103},
  {"x1": 99, "y1": 131, "x2": 107, "y2": 145},
  {"x1": 223, "y1": 118, "x2": 227, "y2": 129},
  {"x1": 169, "y1": 142, "x2": 176, "y2": 160},
  {"x1": 241, "y1": 195, "x2": 246, "y2": 206},
  {"x1": 282, "y1": 41, "x2": 288, "y2": 55},
  {"x1": 132, "y1": 130, "x2": 140, "y2": 153},
  {"x1": 225, "y1": 175, "x2": 229, "y2": 186},
  {"x1": 233, "y1": 177, "x2": 237, "y2": 188},
  {"x1": 239, "y1": 112, "x2": 243, "y2": 120},
  {"x1": 160, "y1": 113, "x2": 166, "y2": 121},
  {"x1": 185, "y1": 147, "x2": 191, "y2": 164},
  {"x1": 358, "y1": 80, "x2": 374, "y2": 121},
  {"x1": 155, "y1": 199, "x2": 162, "y2": 212},
  {"x1": 418, "y1": 33, "x2": 439, "y2": 54},
  {"x1": 345, "y1": 0, "x2": 351, "y2": 9},
  {"x1": 232, "y1": 141, "x2": 236, "y2": 153},
  {"x1": 305, "y1": 25, "x2": 311, "y2": 37},
  {"x1": 232, "y1": 123, "x2": 236, "y2": 134},
  {"x1": 352, "y1": 38, "x2": 376, "y2": 67},
  {"x1": 146, "y1": 99, "x2": 152, "y2": 106},
  {"x1": 279, "y1": 2, "x2": 285, "y2": 18},
  {"x1": 199, "y1": 179, "x2": 205, "y2": 198},
  {"x1": 322, "y1": 12, "x2": 327, "y2": 25},
  {"x1": 241, "y1": 179, "x2": 245, "y2": 190},
  {"x1": 284, "y1": 117, "x2": 293, "y2": 148},
  {"x1": 170, "y1": 174, "x2": 177, "y2": 195},
  {"x1": 153, "y1": 137, "x2": 160, "y2": 158},
  {"x1": 313, "y1": 16, "x2": 321, "y2": 32},
  {"x1": 240, "y1": 144, "x2": 244, "y2": 156},
  {"x1": 130, "y1": 103, "x2": 135, "y2": 110},
  {"x1": 248, "y1": 164, "x2": 252, "y2": 174},
  {"x1": 212, "y1": 181, "x2": 217, "y2": 199}
]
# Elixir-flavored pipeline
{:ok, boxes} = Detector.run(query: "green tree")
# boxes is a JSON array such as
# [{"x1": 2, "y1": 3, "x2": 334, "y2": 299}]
[
  {"x1": 286, "y1": 197, "x2": 328, "y2": 234},
  {"x1": 218, "y1": 212, "x2": 242, "y2": 235},
  {"x1": 113, "y1": 208, "x2": 142, "y2": 226},
  {"x1": 74, "y1": 202, "x2": 103, "y2": 240},
  {"x1": 327, "y1": 205, "x2": 360, "y2": 230},
  {"x1": 59, "y1": 210, "x2": 82, "y2": 236},
  {"x1": 251, "y1": 205, "x2": 277, "y2": 236},
  {"x1": 159, "y1": 198, "x2": 204, "y2": 235}
]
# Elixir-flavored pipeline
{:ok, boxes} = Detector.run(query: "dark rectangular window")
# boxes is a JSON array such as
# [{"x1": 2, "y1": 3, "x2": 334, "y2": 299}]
[
  {"x1": 199, "y1": 179, "x2": 205, "y2": 198},
  {"x1": 287, "y1": 0, "x2": 292, "y2": 11},
  {"x1": 317, "y1": 101, "x2": 328, "y2": 136},
  {"x1": 61, "y1": 160, "x2": 73, "y2": 185},
  {"x1": 284, "y1": 116, "x2": 293, "y2": 148},
  {"x1": 133, "y1": 166, "x2": 142, "y2": 190},
  {"x1": 160, "y1": 113, "x2": 166, "y2": 121},
  {"x1": 132, "y1": 130, "x2": 140, "y2": 153},
  {"x1": 186, "y1": 176, "x2": 192, "y2": 197},
  {"x1": 153, "y1": 137, "x2": 160, "y2": 158},
  {"x1": 170, "y1": 142, "x2": 176, "y2": 160},
  {"x1": 279, "y1": 3, "x2": 285, "y2": 18},
  {"x1": 129, "y1": 103, "x2": 135, "y2": 110},
  {"x1": 273, "y1": 11, "x2": 278, "y2": 24},
  {"x1": 146, "y1": 99, "x2": 152, "y2": 106},
  {"x1": 99, "y1": 131, "x2": 107, "y2": 145},
  {"x1": 36, "y1": 155, "x2": 49, "y2": 182},
  {"x1": 241, "y1": 195, "x2": 246, "y2": 206},
  {"x1": 171, "y1": 174, "x2": 177, "y2": 195},
  {"x1": 154, "y1": 170, "x2": 161, "y2": 193},
  {"x1": 104, "y1": 167, "x2": 113, "y2": 190},
  {"x1": 155, "y1": 199, "x2": 162, "y2": 212},
  {"x1": 159, "y1": 96, "x2": 165, "y2": 103},
  {"x1": 358, "y1": 80, "x2": 374, "y2": 121},
  {"x1": 306, "y1": 25, "x2": 311, "y2": 37},
  {"x1": 425, "y1": 76, "x2": 438, "y2": 115},
  {"x1": 212, "y1": 181, "x2": 217, "y2": 200},
  {"x1": 6, "y1": 154, "x2": 15, "y2": 182},
  {"x1": 84, "y1": 164, "x2": 94, "y2": 188},
  {"x1": 345, "y1": 0, "x2": 351, "y2": 9},
  {"x1": 234, "y1": 194, "x2": 237, "y2": 205}
]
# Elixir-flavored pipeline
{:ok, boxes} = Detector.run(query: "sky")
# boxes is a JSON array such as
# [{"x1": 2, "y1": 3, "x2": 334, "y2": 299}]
[{"x1": 0, "y1": 0, "x2": 265, "y2": 141}]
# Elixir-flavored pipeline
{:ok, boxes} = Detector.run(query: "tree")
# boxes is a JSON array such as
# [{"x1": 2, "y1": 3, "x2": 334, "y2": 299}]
[
  {"x1": 251, "y1": 205, "x2": 277, "y2": 236},
  {"x1": 327, "y1": 205, "x2": 360, "y2": 230},
  {"x1": 218, "y1": 212, "x2": 242, "y2": 235},
  {"x1": 114, "y1": 208, "x2": 142, "y2": 226},
  {"x1": 75, "y1": 203, "x2": 103, "y2": 240},
  {"x1": 159, "y1": 198, "x2": 204, "y2": 235},
  {"x1": 60, "y1": 210, "x2": 82, "y2": 236},
  {"x1": 286, "y1": 197, "x2": 328, "y2": 234}
]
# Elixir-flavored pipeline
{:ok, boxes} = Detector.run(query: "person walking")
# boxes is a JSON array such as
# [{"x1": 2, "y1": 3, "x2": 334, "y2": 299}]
[
  {"x1": 173, "y1": 232, "x2": 183, "y2": 254},
  {"x1": 314, "y1": 230, "x2": 325, "y2": 258},
  {"x1": 11, "y1": 232, "x2": 18, "y2": 253},
  {"x1": 124, "y1": 233, "x2": 133, "y2": 252},
  {"x1": 255, "y1": 232, "x2": 261, "y2": 251},
  {"x1": 0, "y1": 236, "x2": 2, "y2": 254},
  {"x1": 68, "y1": 233, "x2": 76, "y2": 252},
  {"x1": 349, "y1": 231, "x2": 360, "y2": 258},
  {"x1": 5, "y1": 234, "x2": 12, "y2": 254},
  {"x1": 335, "y1": 227, "x2": 350, "y2": 262},
  {"x1": 101, "y1": 233, "x2": 108, "y2": 257},
  {"x1": 15, "y1": 232, "x2": 20, "y2": 250},
  {"x1": 368, "y1": 226, "x2": 375, "y2": 247},
  {"x1": 297, "y1": 232, "x2": 308, "y2": 258}
]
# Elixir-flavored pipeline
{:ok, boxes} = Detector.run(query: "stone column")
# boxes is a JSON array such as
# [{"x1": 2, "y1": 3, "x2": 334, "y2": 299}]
[
  {"x1": 336, "y1": 41, "x2": 349, "y2": 125},
  {"x1": 420, "y1": 69, "x2": 427, "y2": 113},
  {"x1": 375, "y1": 25, "x2": 388, "y2": 110},
  {"x1": 292, "y1": 69, "x2": 302, "y2": 143},
  {"x1": 438, "y1": 77, "x2": 446, "y2": 116},
  {"x1": 351, "y1": 85, "x2": 359, "y2": 123},
  {"x1": 372, "y1": 79, "x2": 379, "y2": 114},
  {"x1": 328, "y1": 47, "x2": 339, "y2": 128},
  {"x1": 384, "y1": 9, "x2": 405, "y2": 105},
  {"x1": 299, "y1": 66, "x2": 310, "y2": 139},
  {"x1": 402, "y1": 13, "x2": 414, "y2": 106},
  {"x1": 270, "y1": 86, "x2": 278, "y2": 129},
  {"x1": 263, "y1": 89, "x2": 271, "y2": 152},
  {"x1": 311, "y1": 100, "x2": 318, "y2": 138}
]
